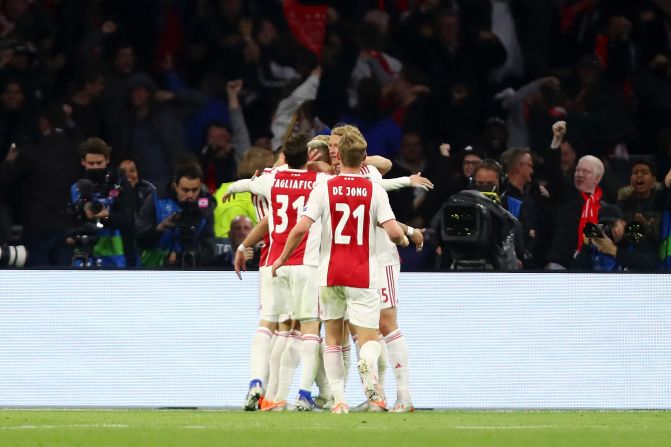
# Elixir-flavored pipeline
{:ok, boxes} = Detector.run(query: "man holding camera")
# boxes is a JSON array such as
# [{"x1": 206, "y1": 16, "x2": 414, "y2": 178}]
[
  {"x1": 572, "y1": 204, "x2": 657, "y2": 271},
  {"x1": 136, "y1": 160, "x2": 215, "y2": 267},
  {"x1": 68, "y1": 137, "x2": 134, "y2": 267}
]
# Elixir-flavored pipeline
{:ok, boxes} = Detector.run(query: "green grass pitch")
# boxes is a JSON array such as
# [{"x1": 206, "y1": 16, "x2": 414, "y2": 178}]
[{"x1": 0, "y1": 410, "x2": 669, "y2": 447}]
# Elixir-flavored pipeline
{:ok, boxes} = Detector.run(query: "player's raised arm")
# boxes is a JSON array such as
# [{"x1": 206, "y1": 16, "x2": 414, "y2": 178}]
[
  {"x1": 364, "y1": 155, "x2": 392, "y2": 175},
  {"x1": 234, "y1": 216, "x2": 269, "y2": 279},
  {"x1": 223, "y1": 174, "x2": 272, "y2": 203},
  {"x1": 376, "y1": 172, "x2": 434, "y2": 192}
]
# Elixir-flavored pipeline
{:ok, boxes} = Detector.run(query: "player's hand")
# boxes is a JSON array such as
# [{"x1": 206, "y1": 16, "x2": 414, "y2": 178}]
[
  {"x1": 552, "y1": 121, "x2": 566, "y2": 139},
  {"x1": 409, "y1": 172, "x2": 434, "y2": 191},
  {"x1": 308, "y1": 147, "x2": 323, "y2": 161},
  {"x1": 234, "y1": 247, "x2": 247, "y2": 280},
  {"x1": 398, "y1": 235, "x2": 410, "y2": 248},
  {"x1": 221, "y1": 192, "x2": 235, "y2": 203},
  {"x1": 271, "y1": 258, "x2": 284, "y2": 277},
  {"x1": 411, "y1": 228, "x2": 425, "y2": 252}
]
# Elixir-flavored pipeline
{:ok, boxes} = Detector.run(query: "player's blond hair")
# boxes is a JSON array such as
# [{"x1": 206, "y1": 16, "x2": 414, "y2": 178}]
[
  {"x1": 237, "y1": 146, "x2": 274, "y2": 178},
  {"x1": 338, "y1": 132, "x2": 367, "y2": 167},
  {"x1": 331, "y1": 124, "x2": 363, "y2": 139},
  {"x1": 307, "y1": 135, "x2": 329, "y2": 161},
  {"x1": 307, "y1": 134, "x2": 329, "y2": 149}
]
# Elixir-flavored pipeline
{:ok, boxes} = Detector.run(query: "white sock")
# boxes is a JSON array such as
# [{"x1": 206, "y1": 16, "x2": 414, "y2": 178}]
[
  {"x1": 314, "y1": 338, "x2": 332, "y2": 400},
  {"x1": 264, "y1": 331, "x2": 278, "y2": 392},
  {"x1": 385, "y1": 329, "x2": 412, "y2": 401},
  {"x1": 250, "y1": 327, "x2": 273, "y2": 388},
  {"x1": 359, "y1": 340, "x2": 381, "y2": 378},
  {"x1": 324, "y1": 345, "x2": 346, "y2": 405},
  {"x1": 274, "y1": 330, "x2": 302, "y2": 402},
  {"x1": 299, "y1": 334, "x2": 321, "y2": 392},
  {"x1": 342, "y1": 341, "x2": 351, "y2": 391},
  {"x1": 264, "y1": 330, "x2": 288, "y2": 402},
  {"x1": 377, "y1": 334, "x2": 388, "y2": 393}
]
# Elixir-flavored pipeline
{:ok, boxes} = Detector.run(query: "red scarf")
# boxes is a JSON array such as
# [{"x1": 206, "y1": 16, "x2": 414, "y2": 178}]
[{"x1": 576, "y1": 186, "x2": 602, "y2": 251}]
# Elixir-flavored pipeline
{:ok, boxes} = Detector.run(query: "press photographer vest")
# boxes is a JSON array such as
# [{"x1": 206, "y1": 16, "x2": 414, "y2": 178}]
[
  {"x1": 69, "y1": 182, "x2": 126, "y2": 268},
  {"x1": 139, "y1": 192, "x2": 206, "y2": 267}
]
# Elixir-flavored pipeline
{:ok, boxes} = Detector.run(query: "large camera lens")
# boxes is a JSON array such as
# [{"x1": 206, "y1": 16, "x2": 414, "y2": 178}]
[
  {"x1": 88, "y1": 201, "x2": 104, "y2": 215},
  {"x1": 582, "y1": 222, "x2": 604, "y2": 238},
  {"x1": 445, "y1": 209, "x2": 476, "y2": 237},
  {"x1": 0, "y1": 245, "x2": 27, "y2": 268},
  {"x1": 624, "y1": 221, "x2": 645, "y2": 243}
]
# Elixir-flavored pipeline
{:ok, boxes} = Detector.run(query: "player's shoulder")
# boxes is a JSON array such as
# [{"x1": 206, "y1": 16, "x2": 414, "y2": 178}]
[{"x1": 361, "y1": 164, "x2": 382, "y2": 179}]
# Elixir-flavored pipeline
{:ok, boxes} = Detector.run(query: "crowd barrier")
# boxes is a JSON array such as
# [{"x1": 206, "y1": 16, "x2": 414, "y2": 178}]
[{"x1": 1, "y1": 270, "x2": 669, "y2": 409}]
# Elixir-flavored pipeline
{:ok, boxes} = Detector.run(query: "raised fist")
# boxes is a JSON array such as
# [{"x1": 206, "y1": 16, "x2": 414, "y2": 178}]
[{"x1": 552, "y1": 121, "x2": 567, "y2": 138}]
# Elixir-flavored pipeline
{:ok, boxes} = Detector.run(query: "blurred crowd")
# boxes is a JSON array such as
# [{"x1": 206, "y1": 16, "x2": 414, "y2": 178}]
[{"x1": 0, "y1": 0, "x2": 670, "y2": 271}]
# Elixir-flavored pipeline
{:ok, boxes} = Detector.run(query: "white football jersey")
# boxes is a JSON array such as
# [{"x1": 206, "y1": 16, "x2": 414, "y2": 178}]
[
  {"x1": 304, "y1": 173, "x2": 396, "y2": 289},
  {"x1": 360, "y1": 165, "x2": 401, "y2": 267}
]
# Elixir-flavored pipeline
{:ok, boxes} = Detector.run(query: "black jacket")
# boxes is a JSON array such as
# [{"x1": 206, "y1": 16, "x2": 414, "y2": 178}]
[{"x1": 0, "y1": 129, "x2": 81, "y2": 232}]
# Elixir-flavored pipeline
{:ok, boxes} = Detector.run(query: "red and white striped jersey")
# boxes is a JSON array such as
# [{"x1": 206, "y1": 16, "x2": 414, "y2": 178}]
[
  {"x1": 244, "y1": 168, "x2": 329, "y2": 266},
  {"x1": 252, "y1": 168, "x2": 275, "y2": 266},
  {"x1": 360, "y1": 165, "x2": 401, "y2": 267},
  {"x1": 303, "y1": 173, "x2": 396, "y2": 288}
]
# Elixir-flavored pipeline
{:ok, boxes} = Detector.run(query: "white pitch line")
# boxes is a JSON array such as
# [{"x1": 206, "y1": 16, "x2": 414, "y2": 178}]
[
  {"x1": 454, "y1": 425, "x2": 559, "y2": 430},
  {"x1": 0, "y1": 424, "x2": 128, "y2": 430}
]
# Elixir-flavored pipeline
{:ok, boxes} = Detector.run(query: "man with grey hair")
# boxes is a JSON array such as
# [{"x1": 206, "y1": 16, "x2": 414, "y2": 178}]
[
  {"x1": 500, "y1": 147, "x2": 547, "y2": 268},
  {"x1": 545, "y1": 121, "x2": 605, "y2": 269}
]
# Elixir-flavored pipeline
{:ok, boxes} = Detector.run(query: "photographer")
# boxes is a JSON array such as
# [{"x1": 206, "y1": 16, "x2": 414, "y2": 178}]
[
  {"x1": 68, "y1": 138, "x2": 134, "y2": 267},
  {"x1": 136, "y1": 159, "x2": 215, "y2": 268},
  {"x1": 572, "y1": 204, "x2": 657, "y2": 271},
  {"x1": 431, "y1": 160, "x2": 525, "y2": 270}
]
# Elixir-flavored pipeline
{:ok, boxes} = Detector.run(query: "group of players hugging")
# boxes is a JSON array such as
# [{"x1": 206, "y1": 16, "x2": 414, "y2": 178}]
[{"x1": 228, "y1": 124, "x2": 432, "y2": 414}]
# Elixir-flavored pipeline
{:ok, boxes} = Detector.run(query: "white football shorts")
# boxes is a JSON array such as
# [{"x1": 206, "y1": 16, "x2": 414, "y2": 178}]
[
  {"x1": 378, "y1": 264, "x2": 400, "y2": 310},
  {"x1": 319, "y1": 285, "x2": 380, "y2": 329},
  {"x1": 274, "y1": 264, "x2": 319, "y2": 321}
]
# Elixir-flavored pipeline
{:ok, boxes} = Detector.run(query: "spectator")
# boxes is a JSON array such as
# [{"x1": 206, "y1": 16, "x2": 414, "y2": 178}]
[
  {"x1": 198, "y1": 79, "x2": 252, "y2": 191},
  {"x1": 117, "y1": 72, "x2": 189, "y2": 187},
  {"x1": 500, "y1": 147, "x2": 550, "y2": 267},
  {"x1": 0, "y1": 105, "x2": 80, "y2": 266},
  {"x1": 66, "y1": 69, "x2": 106, "y2": 139},
  {"x1": 271, "y1": 66, "x2": 322, "y2": 151},
  {"x1": 617, "y1": 158, "x2": 669, "y2": 246},
  {"x1": 348, "y1": 21, "x2": 402, "y2": 109},
  {"x1": 386, "y1": 132, "x2": 433, "y2": 227},
  {"x1": 213, "y1": 146, "x2": 273, "y2": 238},
  {"x1": 118, "y1": 158, "x2": 156, "y2": 214},
  {"x1": 546, "y1": 121, "x2": 606, "y2": 269},
  {"x1": 340, "y1": 77, "x2": 402, "y2": 159},
  {"x1": 406, "y1": 8, "x2": 507, "y2": 97},
  {"x1": 216, "y1": 214, "x2": 260, "y2": 271},
  {"x1": 446, "y1": 145, "x2": 486, "y2": 196},
  {"x1": 0, "y1": 79, "x2": 38, "y2": 160}
]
